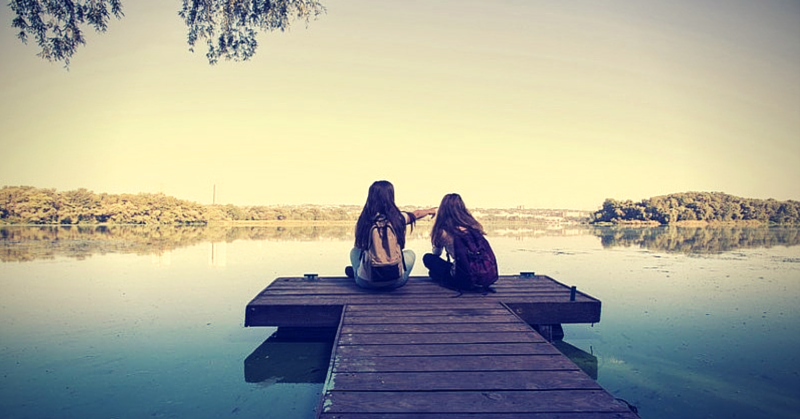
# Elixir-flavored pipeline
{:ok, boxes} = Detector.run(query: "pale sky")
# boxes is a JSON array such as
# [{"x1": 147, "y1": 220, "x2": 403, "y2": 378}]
[{"x1": 1, "y1": 0, "x2": 798, "y2": 210}]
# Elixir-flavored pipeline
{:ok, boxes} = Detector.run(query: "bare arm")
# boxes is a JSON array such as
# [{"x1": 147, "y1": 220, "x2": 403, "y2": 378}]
[{"x1": 411, "y1": 208, "x2": 437, "y2": 221}]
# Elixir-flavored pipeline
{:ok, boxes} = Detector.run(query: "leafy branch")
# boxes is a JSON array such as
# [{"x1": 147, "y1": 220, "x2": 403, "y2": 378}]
[
  {"x1": 10, "y1": 0, "x2": 124, "y2": 66},
  {"x1": 8, "y1": 0, "x2": 326, "y2": 67},
  {"x1": 179, "y1": 0, "x2": 325, "y2": 64}
]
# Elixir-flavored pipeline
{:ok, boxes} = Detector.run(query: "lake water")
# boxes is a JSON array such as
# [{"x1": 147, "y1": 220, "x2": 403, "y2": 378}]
[{"x1": 1, "y1": 224, "x2": 798, "y2": 418}]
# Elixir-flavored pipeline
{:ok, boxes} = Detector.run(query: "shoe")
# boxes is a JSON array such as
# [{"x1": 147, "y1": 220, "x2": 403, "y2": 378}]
[{"x1": 345, "y1": 266, "x2": 354, "y2": 279}]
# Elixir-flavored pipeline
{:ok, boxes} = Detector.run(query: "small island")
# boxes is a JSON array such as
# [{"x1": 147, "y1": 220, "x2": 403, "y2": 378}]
[{"x1": 591, "y1": 192, "x2": 800, "y2": 225}]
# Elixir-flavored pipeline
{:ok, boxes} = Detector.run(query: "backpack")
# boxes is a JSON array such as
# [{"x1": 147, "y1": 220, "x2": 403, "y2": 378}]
[
  {"x1": 360, "y1": 217, "x2": 405, "y2": 284},
  {"x1": 447, "y1": 227, "x2": 498, "y2": 291}
]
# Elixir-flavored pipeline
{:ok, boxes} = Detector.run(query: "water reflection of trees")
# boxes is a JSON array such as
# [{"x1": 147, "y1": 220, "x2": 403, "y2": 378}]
[
  {"x1": 594, "y1": 226, "x2": 800, "y2": 254},
  {"x1": 8, "y1": 224, "x2": 791, "y2": 262},
  {"x1": 0, "y1": 224, "x2": 357, "y2": 262},
  {"x1": 1, "y1": 223, "x2": 595, "y2": 262}
]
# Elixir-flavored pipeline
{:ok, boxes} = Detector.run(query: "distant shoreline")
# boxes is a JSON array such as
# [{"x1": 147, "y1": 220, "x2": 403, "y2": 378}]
[
  {"x1": 593, "y1": 219, "x2": 769, "y2": 227},
  {"x1": 1, "y1": 219, "x2": 778, "y2": 227}
]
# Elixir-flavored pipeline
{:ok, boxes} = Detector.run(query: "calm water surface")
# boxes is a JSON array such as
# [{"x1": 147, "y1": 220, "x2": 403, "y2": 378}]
[{"x1": 1, "y1": 224, "x2": 798, "y2": 418}]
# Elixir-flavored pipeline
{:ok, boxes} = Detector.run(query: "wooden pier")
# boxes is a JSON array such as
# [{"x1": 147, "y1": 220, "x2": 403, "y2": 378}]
[{"x1": 245, "y1": 274, "x2": 639, "y2": 418}]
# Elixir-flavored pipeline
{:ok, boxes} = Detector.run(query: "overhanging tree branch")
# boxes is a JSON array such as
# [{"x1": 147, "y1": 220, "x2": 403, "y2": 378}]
[
  {"x1": 178, "y1": 0, "x2": 325, "y2": 64},
  {"x1": 7, "y1": 0, "x2": 325, "y2": 67},
  {"x1": 10, "y1": 0, "x2": 124, "y2": 66}
]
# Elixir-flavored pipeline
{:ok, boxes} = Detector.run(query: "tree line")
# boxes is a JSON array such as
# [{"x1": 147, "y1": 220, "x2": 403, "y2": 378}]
[
  {"x1": 592, "y1": 192, "x2": 800, "y2": 225},
  {"x1": 5, "y1": 187, "x2": 798, "y2": 226},
  {"x1": 0, "y1": 186, "x2": 590, "y2": 225},
  {"x1": 0, "y1": 186, "x2": 359, "y2": 224}
]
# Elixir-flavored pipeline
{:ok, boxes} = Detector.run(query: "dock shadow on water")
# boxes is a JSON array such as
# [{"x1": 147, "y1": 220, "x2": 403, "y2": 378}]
[
  {"x1": 244, "y1": 327, "x2": 336, "y2": 386},
  {"x1": 552, "y1": 341, "x2": 598, "y2": 380},
  {"x1": 532, "y1": 324, "x2": 599, "y2": 380}
]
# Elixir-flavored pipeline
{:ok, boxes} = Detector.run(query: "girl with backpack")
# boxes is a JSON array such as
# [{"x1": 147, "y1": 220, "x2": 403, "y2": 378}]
[
  {"x1": 346, "y1": 180, "x2": 436, "y2": 289},
  {"x1": 423, "y1": 193, "x2": 499, "y2": 291}
]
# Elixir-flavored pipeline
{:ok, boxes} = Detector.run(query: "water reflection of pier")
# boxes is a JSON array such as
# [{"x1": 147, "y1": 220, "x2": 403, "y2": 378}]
[{"x1": 208, "y1": 242, "x2": 226, "y2": 267}]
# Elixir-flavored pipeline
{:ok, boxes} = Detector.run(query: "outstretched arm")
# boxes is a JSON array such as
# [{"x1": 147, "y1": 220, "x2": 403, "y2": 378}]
[{"x1": 411, "y1": 208, "x2": 437, "y2": 220}]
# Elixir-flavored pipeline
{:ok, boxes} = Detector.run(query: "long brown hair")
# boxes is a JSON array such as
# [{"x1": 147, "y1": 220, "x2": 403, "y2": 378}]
[
  {"x1": 354, "y1": 180, "x2": 411, "y2": 249},
  {"x1": 431, "y1": 193, "x2": 484, "y2": 248}
]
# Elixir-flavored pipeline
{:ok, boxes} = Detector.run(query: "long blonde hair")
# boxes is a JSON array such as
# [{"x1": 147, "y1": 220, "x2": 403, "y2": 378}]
[{"x1": 431, "y1": 193, "x2": 484, "y2": 248}]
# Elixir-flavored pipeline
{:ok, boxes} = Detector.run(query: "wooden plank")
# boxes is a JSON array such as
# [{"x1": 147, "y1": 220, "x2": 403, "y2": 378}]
[
  {"x1": 342, "y1": 300, "x2": 497, "y2": 306},
  {"x1": 329, "y1": 370, "x2": 602, "y2": 391},
  {"x1": 262, "y1": 284, "x2": 572, "y2": 293},
  {"x1": 249, "y1": 295, "x2": 598, "y2": 306},
  {"x1": 246, "y1": 303, "x2": 599, "y2": 327},
  {"x1": 255, "y1": 284, "x2": 590, "y2": 293},
  {"x1": 344, "y1": 315, "x2": 520, "y2": 325},
  {"x1": 345, "y1": 306, "x2": 513, "y2": 314},
  {"x1": 335, "y1": 342, "x2": 561, "y2": 357},
  {"x1": 254, "y1": 293, "x2": 587, "y2": 303},
  {"x1": 250, "y1": 286, "x2": 598, "y2": 299},
  {"x1": 340, "y1": 322, "x2": 533, "y2": 334},
  {"x1": 332, "y1": 354, "x2": 580, "y2": 373},
  {"x1": 345, "y1": 308, "x2": 514, "y2": 317},
  {"x1": 320, "y1": 390, "x2": 632, "y2": 414},
  {"x1": 319, "y1": 414, "x2": 638, "y2": 419},
  {"x1": 338, "y1": 332, "x2": 547, "y2": 345},
  {"x1": 247, "y1": 306, "x2": 599, "y2": 328}
]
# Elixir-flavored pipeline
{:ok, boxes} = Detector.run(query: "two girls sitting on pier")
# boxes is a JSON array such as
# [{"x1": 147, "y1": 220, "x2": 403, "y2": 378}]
[{"x1": 346, "y1": 181, "x2": 497, "y2": 292}]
